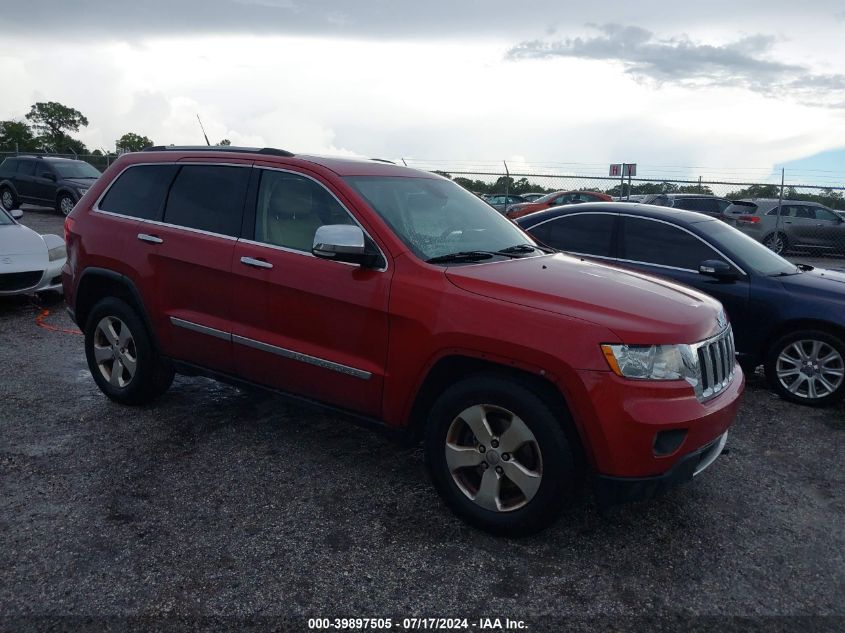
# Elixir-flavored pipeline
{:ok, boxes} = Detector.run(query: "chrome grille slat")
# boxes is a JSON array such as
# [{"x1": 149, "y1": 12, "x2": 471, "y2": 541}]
[{"x1": 693, "y1": 325, "x2": 736, "y2": 402}]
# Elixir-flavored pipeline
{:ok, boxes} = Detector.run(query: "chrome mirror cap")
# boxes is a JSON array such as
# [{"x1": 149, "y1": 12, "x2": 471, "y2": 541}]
[{"x1": 313, "y1": 224, "x2": 366, "y2": 261}]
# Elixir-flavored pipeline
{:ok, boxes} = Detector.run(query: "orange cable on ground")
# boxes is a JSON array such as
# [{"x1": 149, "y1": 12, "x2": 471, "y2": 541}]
[{"x1": 34, "y1": 308, "x2": 82, "y2": 335}]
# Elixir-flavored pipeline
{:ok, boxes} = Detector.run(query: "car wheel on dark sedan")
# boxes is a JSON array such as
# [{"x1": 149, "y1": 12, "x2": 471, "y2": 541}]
[
  {"x1": 764, "y1": 330, "x2": 845, "y2": 406},
  {"x1": 84, "y1": 298, "x2": 174, "y2": 405},
  {"x1": 57, "y1": 193, "x2": 76, "y2": 217},
  {"x1": 424, "y1": 375, "x2": 578, "y2": 536}
]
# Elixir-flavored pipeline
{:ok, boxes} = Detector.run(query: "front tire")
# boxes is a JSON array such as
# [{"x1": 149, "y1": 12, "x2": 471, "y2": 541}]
[
  {"x1": 764, "y1": 330, "x2": 845, "y2": 406},
  {"x1": 84, "y1": 298, "x2": 174, "y2": 405},
  {"x1": 424, "y1": 374, "x2": 577, "y2": 536},
  {"x1": 57, "y1": 192, "x2": 75, "y2": 217}
]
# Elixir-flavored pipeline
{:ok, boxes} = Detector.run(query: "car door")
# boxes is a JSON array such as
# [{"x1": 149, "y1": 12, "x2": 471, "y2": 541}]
[
  {"x1": 32, "y1": 163, "x2": 58, "y2": 203},
  {"x1": 807, "y1": 206, "x2": 845, "y2": 251},
  {"x1": 230, "y1": 166, "x2": 391, "y2": 417},
  {"x1": 617, "y1": 215, "x2": 751, "y2": 347},
  {"x1": 14, "y1": 159, "x2": 37, "y2": 202},
  {"x1": 780, "y1": 204, "x2": 817, "y2": 246},
  {"x1": 142, "y1": 161, "x2": 252, "y2": 374},
  {"x1": 524, "y1": 211, "x2": 618, "y2": 264}
]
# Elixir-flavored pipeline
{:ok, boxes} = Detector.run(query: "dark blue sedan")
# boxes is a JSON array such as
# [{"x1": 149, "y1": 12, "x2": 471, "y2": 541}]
[{"x1": 517, "y1": 202, "x2": 845, "y2": 407}]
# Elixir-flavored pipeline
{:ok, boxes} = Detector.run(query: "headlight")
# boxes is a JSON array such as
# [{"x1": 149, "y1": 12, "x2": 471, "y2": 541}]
[
  {"x1": 601, "y1": 343, "x2": 697, "y2": 381},
  {"x1": 48, "y1": 244, "x2": 67, "y2": 261}
]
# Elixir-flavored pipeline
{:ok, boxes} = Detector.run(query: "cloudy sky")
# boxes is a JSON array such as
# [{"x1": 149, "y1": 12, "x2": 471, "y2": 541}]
[{"x1": 1, "y1": 0, "x2": 844, "y2": 183}]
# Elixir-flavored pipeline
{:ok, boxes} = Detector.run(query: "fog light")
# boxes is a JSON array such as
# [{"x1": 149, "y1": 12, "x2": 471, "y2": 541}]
[{"x1": 653, "y1": 429, "x2": 687, "y2": 456}]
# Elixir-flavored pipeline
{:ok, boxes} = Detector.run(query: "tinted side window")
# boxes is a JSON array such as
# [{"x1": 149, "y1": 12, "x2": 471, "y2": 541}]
[
  {"x1": 812, "y1": 207, "x2": 839, "y2": 221},
  {"x1": 99, "y1": 164, "x2": 178, "y2": 220},
  {"x1": 17, "y1": 160, "x2": 36, "y2": 176},
  {"x1": 531, "y1": 213, "x2": 616, "y2": 257},
  {"x1": 163, "y1": 165, "x2": 249, "y2": 237},
  {"x1": 254, "y1": 170, "x2": 353, "y2": 252},
  {"x1": 0, "y1": 159, "x2": 19, "y2": 176},
  {"x1": 622, "y1": 217, "x2": 719, "y2": 270}
]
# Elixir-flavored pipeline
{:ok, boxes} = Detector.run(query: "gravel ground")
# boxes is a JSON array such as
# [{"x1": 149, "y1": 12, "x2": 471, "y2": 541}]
[{"x1": 1, "y1": 209, "x2": 844, "y2": 631}]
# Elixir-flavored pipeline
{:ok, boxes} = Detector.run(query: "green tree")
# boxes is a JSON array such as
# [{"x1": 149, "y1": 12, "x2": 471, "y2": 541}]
[
  {"x1": 217, "y1": 139, "x2": 231, "y2": 146},
  {"x1": 25, "y1": 101, "x2": 89, "y2": 152},
  {"x1": 116, "y1": 132, "x2": 154, "y2": 152},
  {"x1": 0, "y1": 120, "x2": 38, "y2": 151}
]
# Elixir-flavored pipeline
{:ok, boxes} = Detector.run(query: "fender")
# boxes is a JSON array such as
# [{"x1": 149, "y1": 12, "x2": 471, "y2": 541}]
[{"x1": 74, "y1": 266, "x2": 161, "y2": 352}]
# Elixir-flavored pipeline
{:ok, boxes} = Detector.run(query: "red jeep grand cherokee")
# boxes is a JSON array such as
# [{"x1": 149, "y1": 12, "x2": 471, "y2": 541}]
[{"x1": 63, "y1": 147, "x2": 743, "y2": 535}]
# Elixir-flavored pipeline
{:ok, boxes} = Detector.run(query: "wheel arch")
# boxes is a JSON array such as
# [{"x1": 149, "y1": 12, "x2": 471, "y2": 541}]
[
  {"x1": 405, "y1": 354, "x2": 587, "y2": 468},
  {"x1": 761, "y1": 318, "x2": 845, "y2": 359},
  {"x1": 74, "y1": 268, "x2": 160, "y2": 351}
]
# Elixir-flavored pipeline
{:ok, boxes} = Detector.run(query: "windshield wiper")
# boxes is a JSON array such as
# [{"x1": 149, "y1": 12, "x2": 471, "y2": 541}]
[
  {"x1": 497, "y1": 243, "x2": 542, "y2": 255},
  {"x1": 426, "y1": 251, "x2": 496, "y2": 264}
]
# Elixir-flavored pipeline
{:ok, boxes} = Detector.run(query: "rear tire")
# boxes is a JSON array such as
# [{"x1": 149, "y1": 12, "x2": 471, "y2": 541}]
[
  {"x1": 764, "y1": 330, "x2": 845, "y2": 406},
  {"x1": 424, "y1": 374, "x2": 578, "y2": 536},
  {"x1": 84, "y1": 298, "x2": 174, "y2": 405},
  {"x1": 1, "y1": 187, "x2": 18, "y2": 211},
  {"x1": 762, "y1": 231, "x2": 788, "y2": 255}
]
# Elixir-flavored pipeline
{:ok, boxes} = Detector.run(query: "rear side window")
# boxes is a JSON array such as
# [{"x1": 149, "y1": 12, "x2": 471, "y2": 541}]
[
  {"x1": 622, "y1": 217, "x2": 720, "y2": 270},
  {"x1": 529, "y1": 213, "x2": 616, "y2": 257},
  {"x1": 17, "y1": 160, "x2": 36, "y2": 176},
  {"x1": 99, "y1": 164, "x2": 178, "y2": 220},
  {"x1": 163, "y1": 165, "x2": 249, "y2": 237},
  {"x1": 0, "y1": 159, "x2": 19, "y2": 176},
  {"x1": 673, "y1": 198, "x2": 720, "y2": 214}
]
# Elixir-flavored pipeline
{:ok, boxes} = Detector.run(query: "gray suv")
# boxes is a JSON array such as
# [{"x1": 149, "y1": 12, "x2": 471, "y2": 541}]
[
  {"x1": 723, "y1": 198, "x2": 845, "y2": 255},
  {"x1": 641, "y1": 193, "x2": 733, "y2": 218}
]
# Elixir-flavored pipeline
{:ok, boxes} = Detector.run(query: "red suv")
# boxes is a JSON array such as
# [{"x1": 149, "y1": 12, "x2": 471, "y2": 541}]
[{"x1": 63, "y1": 147, "x2": 743, "y2": 535}]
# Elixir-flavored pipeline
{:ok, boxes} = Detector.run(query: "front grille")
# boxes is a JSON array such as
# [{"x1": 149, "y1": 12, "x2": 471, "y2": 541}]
[
  {"x1": 0, "y1": 271, "x2": 43, "y2": 292},
  {"x1": 694, "y1": 326, "x2": 735, "y2": 401}
]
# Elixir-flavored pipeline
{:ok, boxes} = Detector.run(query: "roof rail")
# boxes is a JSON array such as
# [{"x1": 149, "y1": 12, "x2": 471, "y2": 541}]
[
  {"x1": 370, "y1": 158, "x2": 396, "y2": 164},
  {"x1": 143, "y1": 146, "x2": 295, "y2": 157}
]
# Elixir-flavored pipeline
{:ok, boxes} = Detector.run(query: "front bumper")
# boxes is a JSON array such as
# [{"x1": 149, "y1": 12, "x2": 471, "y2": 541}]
[
  {"x1": 565, "y1": 363, "x2": 743, "y2": 478},
  {"x1": 0, "y1": 258, "x2": 65, "y2": 296},
  {"x1": 594, "y1": 431, "x2": 728, "y2": 508}
]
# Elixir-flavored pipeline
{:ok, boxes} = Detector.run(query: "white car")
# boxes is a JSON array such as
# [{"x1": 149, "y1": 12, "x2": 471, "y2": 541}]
[{"x1": 0, "y1": 208, "x2": 66, "y2": 296}]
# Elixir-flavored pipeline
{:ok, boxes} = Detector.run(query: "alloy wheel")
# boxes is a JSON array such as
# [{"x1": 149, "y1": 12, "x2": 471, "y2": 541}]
[
  {"x1": 93, "y1": 316, "x2": 138, "y2": 388},
  {"x1": 764, "y1": 233, "x2": 786, "y2": 254},
  {"x1": 59, "y1": 196, "x2": 74, "y2": 216},
  {"x1": 1, "y1": 190, "x2": 13, "y2": 210},
  {"x1": 444, "y1": 404, "x2": 543, "y2": 512},
  {"x1": 775, "y1": 339, "x2": 844, "y2": 400}
]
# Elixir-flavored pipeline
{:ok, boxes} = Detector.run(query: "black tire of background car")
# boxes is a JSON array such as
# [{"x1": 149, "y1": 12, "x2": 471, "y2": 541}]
[
  {"x1": 1, "y1": 186, "x2": 19, "y2": 211},
  {"x1": 84, "y1": 297, "x2": 175, "y2": 405},
  {"x1": 764, "y1": 329, "x2": 845, "y2": 407},
  {"x1": 56, "y1": 192, "x2": 75, "y2": 217},
  {"x1": 424, "y1": 374, "x2": 577, "y2": 536},
  {"x1": 762, "y1": 231, "x2": 788, "y2": 255}
]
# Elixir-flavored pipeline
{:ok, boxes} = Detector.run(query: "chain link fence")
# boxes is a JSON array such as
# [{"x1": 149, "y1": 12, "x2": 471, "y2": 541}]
[{"x1": 400, "y1": 160, "x2": 845, "y2": 261}]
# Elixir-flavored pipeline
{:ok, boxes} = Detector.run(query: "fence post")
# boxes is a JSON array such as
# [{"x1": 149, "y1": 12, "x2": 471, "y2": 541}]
[
  {"x1": 503, "y1": 160, "x2": 510, "y2": 200},
  {"x1": 775, "y1": 168, "x2": 785, "y2": 232},
  {"x1": 698, "y1": 176, "x2": 702, "y2": 193}
]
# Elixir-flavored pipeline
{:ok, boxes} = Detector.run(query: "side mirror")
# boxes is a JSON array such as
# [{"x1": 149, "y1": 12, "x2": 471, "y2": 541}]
[
  {"x1": 313, "y1": 224, "x2": 374, "y2": 266},
  {"x1": 10, "y1": 209, "x2": 23, "y2": 219},
  {"x1": 699, "y1": 259, "x2": 737, "y2": 281}
]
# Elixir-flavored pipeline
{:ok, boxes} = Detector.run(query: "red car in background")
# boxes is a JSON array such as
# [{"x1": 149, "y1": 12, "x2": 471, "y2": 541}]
[{"x1": 506, "y1": 190, "x2": 612, "y2": 219}]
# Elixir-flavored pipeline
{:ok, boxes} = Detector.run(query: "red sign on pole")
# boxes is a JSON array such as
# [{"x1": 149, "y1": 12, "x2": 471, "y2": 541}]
[
  {"x1": 624, "y1": 163, "x2": 637, "y2": 177},
  {"x1": 609, "y1": 164, "x2": 622, "y2": 177}
]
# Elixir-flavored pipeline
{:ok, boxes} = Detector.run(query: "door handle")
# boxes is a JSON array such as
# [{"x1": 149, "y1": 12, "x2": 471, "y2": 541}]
[
  {"x1": 137, "y1": 233, "x2": 163, "y2": 244},
  {"x1": 240, "y1": 256, "x2": 273, "y2": 269}
]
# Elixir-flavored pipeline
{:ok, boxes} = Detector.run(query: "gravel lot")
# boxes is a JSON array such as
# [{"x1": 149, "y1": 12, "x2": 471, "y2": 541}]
[{"x1": 1, "y1": 209, "x2": 844, "y2": 630}]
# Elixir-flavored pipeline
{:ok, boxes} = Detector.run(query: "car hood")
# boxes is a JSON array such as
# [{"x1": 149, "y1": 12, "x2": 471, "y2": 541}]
[
  {"x1": 0, "y1": 224, "x2": 48, "y2": 271},
  {"x1": 778, "y1": 267, "x2": 845, "y2": 304},
  {"x1": 445, "y1": 254, "x2": 725, "y2": 344}
]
